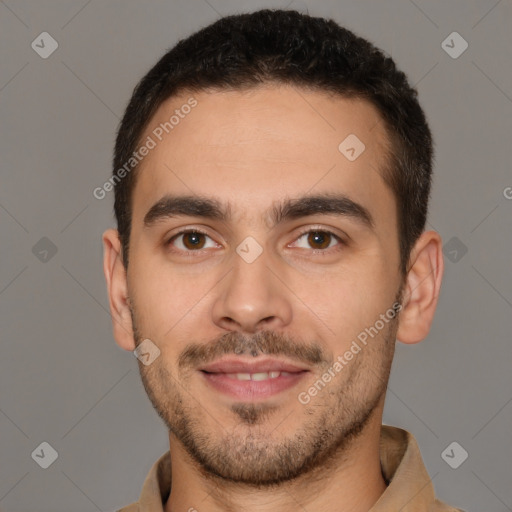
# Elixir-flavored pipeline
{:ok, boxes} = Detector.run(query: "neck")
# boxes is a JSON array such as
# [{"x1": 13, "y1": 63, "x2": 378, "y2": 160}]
[{"x1": 165, "y1": 413, "x2": 387, "y2": 512}]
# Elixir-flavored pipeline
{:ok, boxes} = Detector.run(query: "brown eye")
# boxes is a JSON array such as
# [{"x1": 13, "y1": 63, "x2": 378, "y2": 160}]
[
  {"x1": 307, "y1": 231, "x2": 332, "y2": 250},
  {"x1": 182, "y1": 232, "x2": 206, "y2": 250},
  {"x1": 168, "y1": 230, "x2": 217, "y2": 252},
  {"x1": 290, "y1": 229, "x2": 344, "y2": 253}
]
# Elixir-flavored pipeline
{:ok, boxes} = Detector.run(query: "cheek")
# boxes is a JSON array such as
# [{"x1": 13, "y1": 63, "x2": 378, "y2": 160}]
[
  {"x1": 291, "y1": 262, "x2": 397, "y2": 342},
  {"x1": 128, "y1": 256, "x2": 217, "y2": 341}
]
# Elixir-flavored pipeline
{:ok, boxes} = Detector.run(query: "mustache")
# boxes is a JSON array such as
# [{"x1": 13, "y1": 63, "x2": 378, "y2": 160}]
[{"x1": 178, "y1": 330, "x2": 328, "y2": 370}]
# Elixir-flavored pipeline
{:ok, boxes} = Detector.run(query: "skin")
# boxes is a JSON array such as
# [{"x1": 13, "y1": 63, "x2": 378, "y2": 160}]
[{"x1": 103, "y1": 85, "x2": 444, "y2": 512}]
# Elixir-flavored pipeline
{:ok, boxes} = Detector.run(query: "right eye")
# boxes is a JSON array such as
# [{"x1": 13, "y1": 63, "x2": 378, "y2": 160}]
[{"x1": 166, "y1": 229, "x2": 219, "y2": 253}]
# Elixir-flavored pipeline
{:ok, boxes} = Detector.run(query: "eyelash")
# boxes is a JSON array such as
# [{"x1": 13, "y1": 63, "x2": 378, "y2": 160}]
[{"x1": 165, "y1": 227, "x2": 345, "y2": 257}]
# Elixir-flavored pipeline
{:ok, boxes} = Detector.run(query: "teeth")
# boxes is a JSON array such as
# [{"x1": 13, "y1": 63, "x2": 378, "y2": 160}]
[
  {"x1": 225, "y1": 371, "x2": 282, "y2": 380},
  {"x1": 251, "y1": 372, "x2": 269, "y2": 381}
]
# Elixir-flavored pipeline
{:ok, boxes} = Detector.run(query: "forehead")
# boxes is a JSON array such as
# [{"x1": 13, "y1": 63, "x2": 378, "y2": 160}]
[{"x1": 133, "y1": 85, "x2": 394, "y2": 227}]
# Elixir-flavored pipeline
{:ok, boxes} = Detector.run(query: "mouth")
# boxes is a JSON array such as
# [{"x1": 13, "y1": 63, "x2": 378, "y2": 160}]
[{"x1": 199, "y1": 357, "x2": 310, "y2": 401}]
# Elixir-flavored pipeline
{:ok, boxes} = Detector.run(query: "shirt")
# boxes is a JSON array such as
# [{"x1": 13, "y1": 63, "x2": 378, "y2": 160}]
[{"x1": 117, "y1": 425, "x2": 464, "y2": 512}]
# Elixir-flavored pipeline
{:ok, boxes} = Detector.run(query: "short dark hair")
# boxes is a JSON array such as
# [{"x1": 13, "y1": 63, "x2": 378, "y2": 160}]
[{"x1": 113, "y1": 9, "x2": 433, "y2": 274}]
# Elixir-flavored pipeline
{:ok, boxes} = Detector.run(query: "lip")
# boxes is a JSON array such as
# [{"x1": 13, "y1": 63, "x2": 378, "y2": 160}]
[{"x1": 199, "y1": 357, "x2": 309, "y2": 401}]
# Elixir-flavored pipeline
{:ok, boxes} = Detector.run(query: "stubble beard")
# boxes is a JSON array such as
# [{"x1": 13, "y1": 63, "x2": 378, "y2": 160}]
[{"x1": 131, "y1": 305, "x2": 399, "y2": 487}]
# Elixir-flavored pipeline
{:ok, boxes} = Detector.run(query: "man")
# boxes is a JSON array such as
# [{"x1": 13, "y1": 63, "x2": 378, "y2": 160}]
[{"x1": 102, "y1": 9, "x2": 462, "y2": 512}]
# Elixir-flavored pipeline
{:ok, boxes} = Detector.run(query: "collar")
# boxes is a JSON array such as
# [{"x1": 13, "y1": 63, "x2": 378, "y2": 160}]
[{"x1": 117, "y1": 425, "x2": 461, "y2": 512}]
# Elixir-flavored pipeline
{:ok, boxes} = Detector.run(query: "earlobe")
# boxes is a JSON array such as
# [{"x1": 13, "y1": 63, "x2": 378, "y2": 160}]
[
  {"x1": 102, "y1": 229, "x2": 136, "y2": 351},
  {"x1": 396, "y1": 230, "x2": 444, "y2": 345}
]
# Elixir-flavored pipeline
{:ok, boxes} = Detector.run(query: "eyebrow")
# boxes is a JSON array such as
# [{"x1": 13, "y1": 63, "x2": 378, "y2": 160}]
[{"x1": 143, "y1": 192, "x2": 374, "y2": 230}]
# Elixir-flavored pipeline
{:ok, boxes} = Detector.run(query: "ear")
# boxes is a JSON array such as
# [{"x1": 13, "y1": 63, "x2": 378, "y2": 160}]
[
  {"x1": 396, "y1": 230, "x2": 444, "y2": 344},
  {"x1": 102, "y1": 229, "x2": 136, "y2": 351}
]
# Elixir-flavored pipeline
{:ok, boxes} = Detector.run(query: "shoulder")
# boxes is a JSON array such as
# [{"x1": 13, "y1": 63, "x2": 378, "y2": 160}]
[
  {"x1": 430, "y1": 498, "x2": 467, "y2": 512},
  {"x1": 116, "y1": 503, "x2": 139, "y2": 512}
]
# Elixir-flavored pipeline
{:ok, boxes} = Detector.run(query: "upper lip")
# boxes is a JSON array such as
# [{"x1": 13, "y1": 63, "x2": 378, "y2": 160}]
[{"x1": 199, "y1": 357, "x2": 309, "y2": 374}]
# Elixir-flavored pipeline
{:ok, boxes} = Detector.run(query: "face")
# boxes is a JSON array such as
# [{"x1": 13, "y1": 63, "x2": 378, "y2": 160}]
[{"x1": 125, "y1": 85, "x2": 404, "y2": 485}]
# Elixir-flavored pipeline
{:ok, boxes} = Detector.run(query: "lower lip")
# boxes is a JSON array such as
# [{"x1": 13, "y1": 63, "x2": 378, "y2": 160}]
[{"x1": 201, "y1": 371, "x2": 308, "y2": 400}]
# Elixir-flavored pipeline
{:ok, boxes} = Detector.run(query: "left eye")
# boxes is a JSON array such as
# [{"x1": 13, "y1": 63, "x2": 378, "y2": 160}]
[{"x1": 290, "y1": 230, "x2": 342, "y2": 251}]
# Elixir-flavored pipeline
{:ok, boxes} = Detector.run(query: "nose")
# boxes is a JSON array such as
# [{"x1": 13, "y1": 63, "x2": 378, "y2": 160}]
[{"x1": 211, "y1": 247, "x2": 293, "y2": 334}]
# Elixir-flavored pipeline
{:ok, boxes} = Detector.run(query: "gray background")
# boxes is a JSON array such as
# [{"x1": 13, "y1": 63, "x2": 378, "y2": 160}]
[{"x1": 1, "y1": 1, "x2": 511, "y2": 511}]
